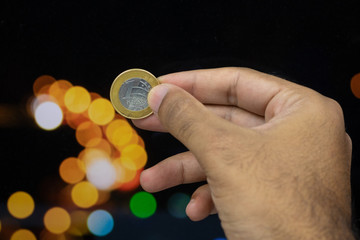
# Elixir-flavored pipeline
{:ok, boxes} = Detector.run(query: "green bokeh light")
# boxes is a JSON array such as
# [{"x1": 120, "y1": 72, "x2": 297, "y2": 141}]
[{"x1": 130, "y1": 191, "x2": 157, "y2": 218}]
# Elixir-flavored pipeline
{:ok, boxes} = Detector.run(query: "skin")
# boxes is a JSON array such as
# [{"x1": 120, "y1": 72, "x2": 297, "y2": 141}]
[{"x1": 132, "y1": 67, "x2": 354, "y2": 240}]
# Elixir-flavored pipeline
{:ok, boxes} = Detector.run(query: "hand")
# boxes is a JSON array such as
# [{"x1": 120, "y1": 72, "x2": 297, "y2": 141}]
[{"x1": 132, "y1": 67, "x2": 354, "y2": 240}]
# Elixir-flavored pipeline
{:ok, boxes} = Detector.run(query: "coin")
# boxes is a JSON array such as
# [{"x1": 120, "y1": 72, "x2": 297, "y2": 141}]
[{"x1": 110, "y1": 69, "x2": 160, "y2": 119}]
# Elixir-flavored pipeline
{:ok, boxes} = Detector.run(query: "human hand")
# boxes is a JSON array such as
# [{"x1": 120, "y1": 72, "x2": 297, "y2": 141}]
[{"x1": 132, "y1": 68, "x2": 354, "y2": 240}]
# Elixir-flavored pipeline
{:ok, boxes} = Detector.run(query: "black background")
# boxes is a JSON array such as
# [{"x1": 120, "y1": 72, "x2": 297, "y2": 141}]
[{"x1": 1, "y1": 0, "x2": 360, "y2": 239}]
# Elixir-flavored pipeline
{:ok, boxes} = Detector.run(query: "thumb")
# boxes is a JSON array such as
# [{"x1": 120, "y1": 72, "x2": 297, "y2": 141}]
[{"x1": 148, "y1": 83, "x2": 249, "y2": 169}]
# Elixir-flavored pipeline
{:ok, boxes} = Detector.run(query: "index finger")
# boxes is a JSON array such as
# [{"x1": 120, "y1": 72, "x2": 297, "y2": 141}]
[{"x1": 158, "y1": 67, "x2": 299, "y2": 116}]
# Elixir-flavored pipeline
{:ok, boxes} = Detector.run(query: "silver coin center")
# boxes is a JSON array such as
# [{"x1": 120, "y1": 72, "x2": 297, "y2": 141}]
[{"x1": 119, "y1": 78, "x2": 151, "y2": 111}]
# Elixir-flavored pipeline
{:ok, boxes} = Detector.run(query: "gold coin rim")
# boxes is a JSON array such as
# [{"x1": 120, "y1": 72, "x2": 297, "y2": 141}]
[{"x1": 110, "y1": 69, "x2": 159, "y2": 119}]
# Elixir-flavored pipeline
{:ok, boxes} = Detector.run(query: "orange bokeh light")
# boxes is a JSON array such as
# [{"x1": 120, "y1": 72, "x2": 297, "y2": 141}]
[
  {"x1": 118, "y1": 169, "x2": 142, "y2": 192},
  {"x1": 33, "y1": 75, "x2": 56, "y2": 96},
  {"x1": 75, "y1": 121, "x2": 102, "y2": 147},
  {"x1": 64, "y1": 86, "x2": 91, "y2": 113},
  {"x1": 71, "y1": 181, "x2": 98, "y2": 208},
  {"x1": 351, "y1": 72, "x2": 360, "y2": 99},
  {"x1": 91, "y1": 138, "x2": 113, "y2": 156},
  {"x1": 43, "y1": 207, "x2": 71, "y2": 234},
  {"x1": 88, "y1": 98, "x2": 115, "y2": 125},
  {"x1": 59, "y1": 157, "x2": 85, "y2": 184},
  {"x1": 138, "y1": 136, "x2": 145, "y2": 148},
  {"x1": 90, "y1": 92, "x2": 102, "y2": 100},
  {"x1": 49, "y1": 80, "x2": 73, "y2": 107},
  {"x1": 64, "y1": 111, "x2": 89, "y2": 129}
]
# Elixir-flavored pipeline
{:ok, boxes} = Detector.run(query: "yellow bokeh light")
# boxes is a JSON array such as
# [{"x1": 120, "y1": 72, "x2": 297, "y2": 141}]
[
  {"x1": 88, "y1": 98, "x2": 115, "y2": 125},
  {"x1": 351, "y1": 72, "x2": 360, "y2": 99},
  {"x1": 71, "y1": 181, "x2": 99, "y2": 208},
  {"x1": 43, "y1": 207, "x2": 71, "y2": 234},
  {"x1": 59, "y1": 157, "x2": 85, "y2": 184},
  {"x1": 121, "y1": 144, "x2": 147, "y2": 170},
  {"x1": 7, "y1": 191, "x2": 35, "y2": 219},
  {"x1": 10, "y1": 229, "x2": 37, "y2": 240},
  {"x1": 64, "y1": 86, "x2": 91, "y2": 113},
  {"x1": 105, "y1": 119, "x2": 133, "y2": 149},
  {"x1": 75, "y1": 121, "x2": 102, "y2": 147},
  {"x1": 33, "y1": 75, "x2": 56, "y2": 96},
  {"x1": 34, "y1": 101, "x2": 63, "y2": 130},
  {"x1": 49, "y1": 80, "x2": 73, "y2": 107}
]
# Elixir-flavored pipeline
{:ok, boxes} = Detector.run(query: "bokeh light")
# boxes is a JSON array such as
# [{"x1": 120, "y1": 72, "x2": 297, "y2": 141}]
[
  {"x1": 68, "y1": 210, "x2": 90, "y2": 236},
  {"x1": 33, "y1": 75, "x2": 56, "y2": 96},
  {"x1": 113, "y1": 158, "x2": 137, "y2": 184},
  {"x1": 43, "y1": 207, "x2": 71, "y2": 234},
  {"x1": 64, "y1": 86, "x2": 91, "y2": 113},
  {"x1": 39, "y1": 230, "x2": 67, "y2": 240},
  {"x1": 87, "y1": 210, "x2": 114, "y2": 237},
  {"x1": 118, "y1": 169, "x2": 142, "y2": 192},
  {"x1": 64, "y1": 110, "x2": 89, "y2": 129},
  {"x1": 34, "y1": 101, "x2": 63, "y2": 130},
  {"x1": 86, "y1": 158, "x2": 117, "y2": 190},
  {"x1": 105, "y1": 119, "x2": 134, "y2": 149},
  {"x1": 59, "y1": 157, "x2": 85, "y2": 184},
  {"x1": 130, "y1": 191, "x2": 157, "y2": 218},
  {"x1": 49, "y1": 80, "x2": 73, "y2": 107},
  {"x1": 26, "y1": 74, "x2": 157, "y2": 238},
  {"x1": 71, "y1": 181, "x2": 99, "y2": 208},
  {"x1": 167, "y1": 192, "x2": 190, "y2": 219},
  {"x1": 121, "y1": 144, "x2": 147, "y2": 170},
  {"x1": 7, "y1": 191, "x2": 35, "y2": 219},
  {"x1": 91, "y1": 138, "x2": 113, "y2": 156},
  {"x1": 88, "y1": 98, "x2": 115, "y2": 125},
  {"x1": 90, "y1": 92, "x2": 102, "y2": 100},
  {"x1": 10, "y1": 229, "x2": 37, "y2": 240},
  {"x1": 351, "y1": 72, "x2": 360, "y2": 98},
  {"x1": 138, "y1": 136, "x2": 145, "y2": 148},
  {"x1": 75, "y1": 121, "x2": 102, "y2": 147},
  {"x1": 96, "y1": 190, "x2": 111, "y2": 205},
  {"x1": 78, "y1": 148, "x2": 110, "y2": 166}
]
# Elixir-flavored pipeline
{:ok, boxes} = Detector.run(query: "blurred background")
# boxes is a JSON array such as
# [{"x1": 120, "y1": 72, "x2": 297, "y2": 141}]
[{"x1": 1, "y1": 0, "x2": 360, "y2": 239}]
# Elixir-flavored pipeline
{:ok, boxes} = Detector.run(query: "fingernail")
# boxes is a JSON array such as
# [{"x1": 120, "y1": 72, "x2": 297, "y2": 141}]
[{"x1": 148, "y1": 84, "x2": 169, "y2": 114}]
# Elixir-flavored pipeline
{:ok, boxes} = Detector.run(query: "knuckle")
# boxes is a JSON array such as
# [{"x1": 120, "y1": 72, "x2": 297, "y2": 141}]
[
  {"x1": 322, "y1": 98, "x2": 345, "y2": 124},
  {"x1": 304, "y1": 94, "x2": 345, "y2": 124}
]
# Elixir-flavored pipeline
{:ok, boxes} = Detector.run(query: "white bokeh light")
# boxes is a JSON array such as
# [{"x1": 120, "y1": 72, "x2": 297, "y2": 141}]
[
  {"x1": 86, "y1": 159, "x2": 116, "y2": 190},
  {"x1": 34, "y1": 101, "x2": 63, "y2": 130}
]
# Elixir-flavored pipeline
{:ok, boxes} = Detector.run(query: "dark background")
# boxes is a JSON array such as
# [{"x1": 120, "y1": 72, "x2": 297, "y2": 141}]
[{"x1": 1, "y1": 0, "x2": 360, "y2": 239}]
